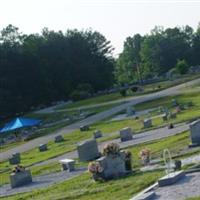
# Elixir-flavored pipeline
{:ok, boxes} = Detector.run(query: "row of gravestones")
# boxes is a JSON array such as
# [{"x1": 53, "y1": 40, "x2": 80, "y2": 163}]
[
  {"x1": 8, "y1": 119, "x2": 200, "y2": 188},
  {"x1": 78, "y1": 119, "x2": 200, "y2": 161},
  {"x1": 9, "y1": 135, "x2": 65, "y2": 165}
]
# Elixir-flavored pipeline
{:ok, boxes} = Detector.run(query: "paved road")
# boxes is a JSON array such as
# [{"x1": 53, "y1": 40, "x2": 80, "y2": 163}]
[{"x1": 1, "y1": 78, "x2": 200, "y2": 162}]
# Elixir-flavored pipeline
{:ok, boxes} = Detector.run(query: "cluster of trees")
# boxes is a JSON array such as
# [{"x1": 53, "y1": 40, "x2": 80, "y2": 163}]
[
  {"x1": 0, "y1": 25, "x2": 114, "y2": 119},
  {"x1": 1, "y1": 24, "x2": 200, "y2": 119},
  {"x1": 115, "y1": 25, "x2": 200, "y2": 84}
]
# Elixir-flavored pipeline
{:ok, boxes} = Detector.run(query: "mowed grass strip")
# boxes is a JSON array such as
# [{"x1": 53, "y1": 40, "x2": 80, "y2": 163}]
[{"x1": 0, "y1": 170, "x2": 164, "y2": 200}]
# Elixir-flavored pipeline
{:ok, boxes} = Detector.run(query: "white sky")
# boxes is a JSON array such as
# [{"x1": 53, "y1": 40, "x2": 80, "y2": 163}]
[{"x1": 1, "y1": 0, "x2": 200, "y2": 55}]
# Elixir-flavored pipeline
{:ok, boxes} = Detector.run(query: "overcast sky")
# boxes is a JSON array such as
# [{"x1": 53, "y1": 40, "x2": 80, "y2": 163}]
[{"x1": 1, "y1": 0, "x2": 200, "y2": 55}]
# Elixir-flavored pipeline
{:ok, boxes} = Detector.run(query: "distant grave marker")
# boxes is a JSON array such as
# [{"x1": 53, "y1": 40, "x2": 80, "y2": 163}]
[
  {"x1": 9, "y1": 153, "x2": 21, "y2": 165},
  {"x1": 143, "y1": 119, "x2": 152, "y2": 128},
  {"x1": 93, "y1": 130, "x2": 102, "y2": 139},
  {"x1": 39, "y1": 144, "x2": 48, "y2": 152},
  {"x1": 54, "y1": 135, "x2": 64, "y2": 143},
  {"x1": 119, "y1": 127, "x2": 133, "y2": 142}
]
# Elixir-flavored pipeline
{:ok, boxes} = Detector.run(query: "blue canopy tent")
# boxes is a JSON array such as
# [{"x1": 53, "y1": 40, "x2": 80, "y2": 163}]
[{"x1": 0, "y1": 117, "x2": 41, "y2": 133}]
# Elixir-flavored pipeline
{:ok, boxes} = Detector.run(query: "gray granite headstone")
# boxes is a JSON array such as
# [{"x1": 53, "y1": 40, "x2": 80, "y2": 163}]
[
  {"x1": 93, "y1": 130, "x2": 102, "y2": 139},
  {"x1": 169, "y1": 112, "x2": 176, "y2": 119},
  {"x1": 77, "y1": 139, "x2": 100, "y2": 161},
  {"x1": 143, "y1": 119, "x2": 152, "y2": 128},
  {"x1": 9, "y1": 153, "x2": 21, "y2": 165},
  {"x1": 126, "y1": 107, "x2": 135, "y2": 116},
  {"x1": 10, "y1": 170, "x2": 32, "y2": 188},
  {"x1": 54, "y1": 135, "x2": 64, "y2": 143},
  {"x1": 120, "y1": 127, "x2": 133, "y2": 142},
  {"x1": 80, "y1": 125, "x2": 89, "y2": 131},
  {"x1": 190, "y1": 120, "x2": 200, "y2": 145},
  {"x1": 96, "y1": 152, "x2": 127, "y2": 179},
  {"x1": 162, "y1": 113, "x2": 168, "y2": 121},
  {"x1": 172, "y1": 99, "x2": 178, "y2": 107},
  {"x1": 39, "y1": 144, "x2": 48, "y2": 152}
]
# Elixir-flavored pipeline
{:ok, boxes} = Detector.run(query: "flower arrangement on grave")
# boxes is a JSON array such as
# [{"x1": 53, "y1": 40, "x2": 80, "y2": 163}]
[
  {"x1": 88, "y1": 161, "x2": 104, "y2": 181},
  {"x1": 88, "y1": 162, "x2": 103, "y2": 174},
  {"x1": 139, "y1": 148, "x2": 151, "y2": 165},
  {"x1": 12, "y1": 165, "x2": 25, "y2": 173},
  {"x1": 175, "y1": 106, "x2": 181, "y2": 113},
  {"x1": 103, "y1": 143, "x2": 120, "y2": 156}
]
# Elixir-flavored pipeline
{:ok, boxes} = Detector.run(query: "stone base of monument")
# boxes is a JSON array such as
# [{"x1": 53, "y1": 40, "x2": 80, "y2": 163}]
[
  {"x1": 130, "y1": 191, "x2": 156, "y2": 200},
  {"x1": 59, "y1": 159, "x2": 75, "y2": 172},
  {"x1": 10, "y1": 170, "x2": 32, "y2": 188},
  {"x1": 158, "y1": 170, "x2": 185, "y2": 187}
]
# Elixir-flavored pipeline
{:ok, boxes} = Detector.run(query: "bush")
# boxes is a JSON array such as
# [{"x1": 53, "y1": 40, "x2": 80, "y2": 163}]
[
  {"x1": 176, "y1": 59, "x2": 189, "y2": 74},
  {"x1": 120, "y1": 89, "x2": 127, "y2": 97},
  {"x1": 69, "y1": 90, "x2": 89, "y2": 101}
]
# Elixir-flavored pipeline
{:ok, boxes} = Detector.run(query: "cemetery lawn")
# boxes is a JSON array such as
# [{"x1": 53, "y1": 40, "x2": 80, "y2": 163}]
[
  {"x1": 187, "y1": 197, "x2": 200, "y2": 200},
  {"x1": 57, "y1": 73, "x2": 200, "y2": 110},
  {"x1": 0, "y1": 170, "x2": 164, "y2": 200},
  {"x1": 0, "y1": 131, "x2": 197, "y2": 186}
]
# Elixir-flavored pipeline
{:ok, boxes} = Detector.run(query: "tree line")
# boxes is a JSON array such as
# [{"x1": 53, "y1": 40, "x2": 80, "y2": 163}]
[
  {"x1": 115, "y1": 25, "x2": 200, "y2": 84},
  {"x1": 1, "y1": 24, "x2": 200, "y2": 120},
  {"x1": 0, "y1": 25, "x2": 114, "y2": 119}
]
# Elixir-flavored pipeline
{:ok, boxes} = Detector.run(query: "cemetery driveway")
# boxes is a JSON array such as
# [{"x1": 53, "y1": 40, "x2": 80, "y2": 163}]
[{"x1": 1, "y1": 78, "x2": 200, "y2": 161}]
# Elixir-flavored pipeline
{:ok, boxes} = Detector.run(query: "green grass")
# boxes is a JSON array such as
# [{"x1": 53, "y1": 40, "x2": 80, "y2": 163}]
[
  {"x1": 187, "y1": 197, "x2": 200, "y2": 200},
  {"x1": 0, "y1": 131, "x2": 194, "y2": 186},
  {"x1": 57, "y1": 74, "x2": 200, "y2": 110},
  {"x1": 0, "y1": 170, "x2": 164, "y2": 200}
]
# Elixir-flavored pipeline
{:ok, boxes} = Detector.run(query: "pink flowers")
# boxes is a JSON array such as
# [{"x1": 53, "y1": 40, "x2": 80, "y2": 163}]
[
  {"x1": 103, "y1": 143, "x2": 120, "y2": 156},
  {"x1": 88, "y1": 162, "x2": 103, "y2": 174},
  {"x1": 139, "y1": 148, "x2": 151, "y2": 165}
]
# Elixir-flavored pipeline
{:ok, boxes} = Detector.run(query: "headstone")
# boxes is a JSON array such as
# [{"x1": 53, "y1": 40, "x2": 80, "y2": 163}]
[
  {"x1": 120, "y1": 127, "x2": 133, "y2": 142},
  {"x1": 162, "y1": 113, "x2": 168, "y2": 121},
  {"x1": 189, "y1": 120, "x2": 200, "y2": 146},
  {"x1": 77, "y1": 139, "x2": 100, "y2": 161},
  {"x1": 143, "y1": 119, "x2": 152, "y2": 128},
  {"x1": 80, "y1": 125, "x2": 89, "y2": 131},
  {"x1": 97, "y1": 153, "x2": 126, "y2": 179},
  {"x1": 93, "y1": 130, "x2": 102, "y2": 139},
  {"x1": 126, "y1": 107, "x2": 135, "y2": 116},
  {"x1": 39, "y1": 144, "x2": 48, "y2": 152},
  {"x1": 168, "y1": 123, "x2": 174, "y2": 129},
  {"x1": 169, "y1": 112, "x2": 176, "y2": 119},
  {"x1": 10, "y1": 170, "x2": 32, "y2": 188},
  {"x1": 9, "y1": 153, "x2": 21, "y2": 165},
  {"x1": 171, "y1": 99, "x2": 178, "y2": 107},
  {"x1": 54, "y1": 135, "x2": 64, "y2": 143}
]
